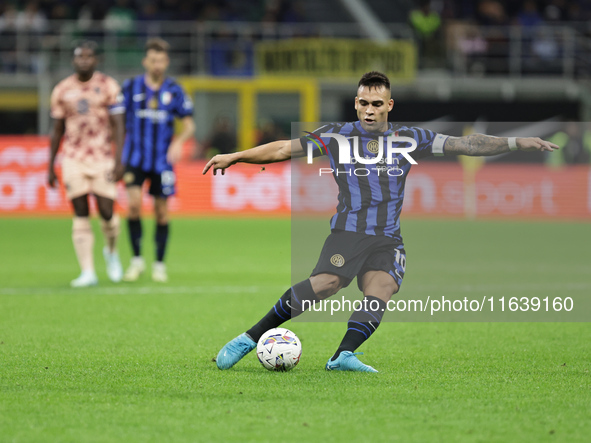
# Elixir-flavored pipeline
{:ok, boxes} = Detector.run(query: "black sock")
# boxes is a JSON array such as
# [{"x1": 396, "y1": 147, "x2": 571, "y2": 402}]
[
  {"x1": 246, "y1": 279, "x2": 319, "y2": 343},
  {"x1": 128, "y1": 218, "x2": 142, "y2": 257},
  {"x1": 155, "y1": 223, "x2": 169, "y2": 262},
  {"x1": 331, "y1": 296, "x2": 387, "y2": 361}
]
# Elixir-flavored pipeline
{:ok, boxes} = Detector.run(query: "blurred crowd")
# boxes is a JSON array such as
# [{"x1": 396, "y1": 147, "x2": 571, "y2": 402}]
[
  {"x1": 2, "y1": 0, "x2": 591, "y2": 31},
  {"x1": 444, "y1": 0, "x2": 591, "y2": 24},
  {"x1": 193, "y1": 115, "x2": 287, "y2": 160},
  {"x1": 0, "y1": 0, "x2": 307, "y2": 73},
  {"x1": 0, "y1": 0, "x2": 306, "y2": 30},
  {"x1": 2, "y1": 0, "x2": 591, "y2": 76},
  {"x1": 410, "y1": 0, "x2": 591, "y2": 75}
]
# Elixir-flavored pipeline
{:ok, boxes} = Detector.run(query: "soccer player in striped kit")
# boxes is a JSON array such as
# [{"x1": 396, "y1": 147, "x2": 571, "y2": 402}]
[
  {"x1": 204, "y1": 71, "x2": 560, "y2": 372},
  {"x1": 121, "y1": 38, "x2": 195, "y2": 283},
  {"x1": 48, "y1": 41, "x2": 125, "y2": 287}
]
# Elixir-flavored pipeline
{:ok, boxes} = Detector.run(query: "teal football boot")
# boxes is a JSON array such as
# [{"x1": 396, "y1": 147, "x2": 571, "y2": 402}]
[
  {"x1": 325, "y1": 351, "x2": 378, "y2": 373},
  {"x1": 216, "y1": 333, "x2": 256, "y2": 370}
]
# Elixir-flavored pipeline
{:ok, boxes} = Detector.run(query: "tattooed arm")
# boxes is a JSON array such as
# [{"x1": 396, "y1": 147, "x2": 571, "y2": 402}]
[{"x1": 444, "y1": 134, "x2": 559, "y2": 156}]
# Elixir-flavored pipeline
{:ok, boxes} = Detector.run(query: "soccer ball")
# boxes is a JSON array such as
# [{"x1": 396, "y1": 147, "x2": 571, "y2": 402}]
[{"x1": 256, "y1": 328, "x2": 302, "y2": 372}]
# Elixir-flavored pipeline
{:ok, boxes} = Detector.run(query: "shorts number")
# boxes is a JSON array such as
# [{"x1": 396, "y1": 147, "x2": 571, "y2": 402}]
[{"x1": 394, "y1": 249, "x2": 406, "y2": 272}]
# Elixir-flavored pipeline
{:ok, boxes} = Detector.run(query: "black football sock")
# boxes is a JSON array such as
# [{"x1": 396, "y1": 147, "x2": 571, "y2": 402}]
[
  {"x1": 155, "y1": 223, "x2": 169, "y2": 262},
  {"x1": 128, "y1": 218, "x2": 142, "y2": 257},
  {"x1": 331, "y1": 296, "x2": 387, "y2": 361},
  {"x1": 246, "y1": 279, "x2": 319, "y2": 343}
]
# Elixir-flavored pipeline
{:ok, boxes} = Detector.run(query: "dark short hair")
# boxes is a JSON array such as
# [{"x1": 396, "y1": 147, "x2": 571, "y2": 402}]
[
  {"x1": 145, "y1": 38, "x2": 170, "y2": 54},
  {"x1": 73, "y1": 40, "x2": 99, "y2": 57},
  {"x1": 358, "y1": 71, "x2": 391, "y2": 90}
]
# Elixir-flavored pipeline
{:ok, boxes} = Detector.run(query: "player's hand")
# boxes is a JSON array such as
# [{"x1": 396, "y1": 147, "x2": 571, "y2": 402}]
[
  {"x1": 202, "y1": 154, "x2": 236, "y2": 175},
  {"x1": 47, "y1": 167, "x2": 58, "y2": 188},
  {"x1": 167, "y1": 140, "x2": 184, "y2": 165},
  {"x1": 517, "y1": 137, "x2": 560, "y2": 152},
  {"x1": 112, "y1": 162, "x2": 125, "y2": 182}
]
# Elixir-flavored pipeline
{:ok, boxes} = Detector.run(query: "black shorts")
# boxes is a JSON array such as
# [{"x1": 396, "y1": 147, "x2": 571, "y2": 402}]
[
  {"x1": 123, "y1": 165, "x2": 176, "y2": 198},
  {"x1": 311, "y1": 230, "x2": 406, "y2": 290}
]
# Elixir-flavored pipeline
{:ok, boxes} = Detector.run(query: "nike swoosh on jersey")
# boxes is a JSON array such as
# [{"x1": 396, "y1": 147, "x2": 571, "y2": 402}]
[{"x1": 133, "y1": 93, "x2": 145, "y2": 102}]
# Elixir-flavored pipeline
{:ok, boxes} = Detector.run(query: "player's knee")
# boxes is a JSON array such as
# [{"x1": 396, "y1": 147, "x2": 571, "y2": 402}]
[
  {"x1": 71, "y1": 196, "x2": 89, "y2": 217},
  {"x1": 95, "y1": 197, "x2": 114, "y2": 221},
  {"x1": 363, "y1": 274, "x2": 399, "y2": 299},
  {"x1": 99, "y1": 206, "x2": 113, "y2": 221},
  {"x1": 309, "y1": 274, "x2": 343, "y2": 299},
  {"x1": 127, "y1": 203, "x2": 141, "y2": 218},
  {"x1": 74, "y1": 206, "x2": 90, "y2": 217},
  {"x1": 154, "y1": 199, "x2": 168, "y2": 224},
  {"x1": 155, "y1": 213, "x2": 168, "y2": 225}
]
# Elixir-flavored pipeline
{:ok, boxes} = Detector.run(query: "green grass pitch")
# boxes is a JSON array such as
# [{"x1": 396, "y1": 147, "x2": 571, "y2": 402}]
[{"x1": 0, "y1": 217, "x2": 589, "y2": 442}]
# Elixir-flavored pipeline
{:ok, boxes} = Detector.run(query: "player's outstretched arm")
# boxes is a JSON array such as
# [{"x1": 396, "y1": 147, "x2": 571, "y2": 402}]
[
  {"x1": 202, "y1": 138, "x2": 305, "y2": 175},
  {"x1": 167, "y1": 116, "x2": 195, "y2": 165},
  {"x1": 48, "y1": 118, "x2": 65, "y2": 188},
  {"x1": 444, "y1": 134, "x2": 559, "y2": 156}
]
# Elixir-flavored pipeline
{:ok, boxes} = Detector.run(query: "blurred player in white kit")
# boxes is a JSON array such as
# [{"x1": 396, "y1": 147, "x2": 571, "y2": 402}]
[{"x1": 48, "y1": 41, "x2": 126, "y2": 287}]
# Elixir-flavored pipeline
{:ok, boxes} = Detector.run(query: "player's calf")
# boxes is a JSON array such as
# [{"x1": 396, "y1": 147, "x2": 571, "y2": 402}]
[
  {"x1": 245, "y1": 280, "x2": 320, "y2": 343},
  {"x1": 72, "y1": 216, "x2": 95, "y2": 276},
  {"x1": 330, "y1": 295, "x2": 387, "y2": 363},
  {"x1": 127, "y1": 218, "x2": 142, "y2": 258},
  {"x1": 100, "y1": 213, "x2": 120, "y2": 254},
  {"x1": 361, "y1": 270, "x2": 399, "y2": 300}
]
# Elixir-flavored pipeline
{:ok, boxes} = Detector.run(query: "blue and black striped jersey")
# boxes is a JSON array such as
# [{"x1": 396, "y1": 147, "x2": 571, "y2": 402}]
[
  {"x1": 122, "y1": 75, "x2": 193, "y2": 173},
  {"x1": 300, "y1": 121, "x2": 447, "y2": 240}
]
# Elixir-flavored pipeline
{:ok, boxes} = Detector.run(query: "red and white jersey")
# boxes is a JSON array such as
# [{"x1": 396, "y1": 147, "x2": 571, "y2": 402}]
[{"x1": 50, "y1": 72, "x2": 124, "y2": 164}]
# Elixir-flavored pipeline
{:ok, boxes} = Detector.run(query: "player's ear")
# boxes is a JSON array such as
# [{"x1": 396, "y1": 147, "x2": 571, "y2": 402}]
[
  {"x1": 388, "y1": 98, "x2": 394, "y2": 112},
  {"x1": 354, "y1": 96, "x2": 359, "y2": 110}
]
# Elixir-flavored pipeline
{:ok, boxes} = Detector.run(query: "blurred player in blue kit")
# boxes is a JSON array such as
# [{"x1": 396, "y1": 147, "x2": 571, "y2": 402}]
[
  {"x1": 121, "y1": 38, "x2": 195, "y2": 283},
  {"x1": 204, "y1": 71, "x2": 559, "y2": 372}
]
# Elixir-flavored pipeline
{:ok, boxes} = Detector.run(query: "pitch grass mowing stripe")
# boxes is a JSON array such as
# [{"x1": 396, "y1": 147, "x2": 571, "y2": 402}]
[
  {"x1": 0, "y1": 285, "x2": 286, "y2": 296},
  {"x1": 0, "y1": 217, "x2": 590, "y2": 442}
]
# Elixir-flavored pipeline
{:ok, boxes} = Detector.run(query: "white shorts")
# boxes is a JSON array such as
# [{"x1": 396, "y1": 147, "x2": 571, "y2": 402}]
[{"x1": 62, "y1": 157, "x2": 117, "y2": 200}]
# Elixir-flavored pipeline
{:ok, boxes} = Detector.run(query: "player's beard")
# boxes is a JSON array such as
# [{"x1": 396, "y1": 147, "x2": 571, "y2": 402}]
[
  {"x1": 76, "y1": 68, "x2": 94, "y2": 82},
  {"x1": 149, "y1": 71, "x2": 164, "y2": 83}
]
